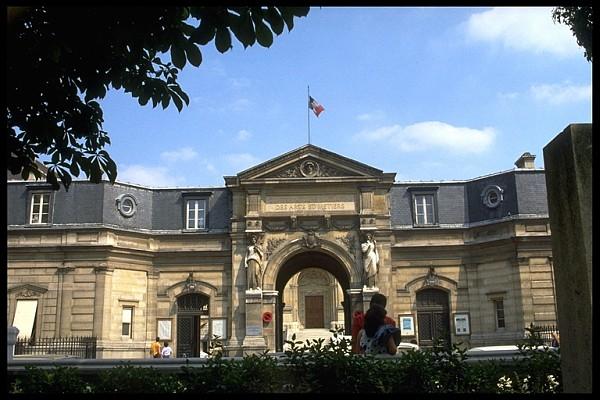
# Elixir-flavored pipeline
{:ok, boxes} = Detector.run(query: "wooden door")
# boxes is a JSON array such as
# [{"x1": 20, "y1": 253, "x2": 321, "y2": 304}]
[
  {"x1": 416, "y1": 288, "x2": 451, "y2": 348},
  {"x1": 305, "y1": 296, "x2": 324, "y2": 328}
]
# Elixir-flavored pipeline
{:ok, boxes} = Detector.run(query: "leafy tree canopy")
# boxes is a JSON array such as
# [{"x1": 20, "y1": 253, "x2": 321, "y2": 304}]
[
  {"x1": 7, "y1": 6, "x2": 310, "y2": 189},
  {"x1": 552, "y1": 6, "x2": 593, "y2": 62}
]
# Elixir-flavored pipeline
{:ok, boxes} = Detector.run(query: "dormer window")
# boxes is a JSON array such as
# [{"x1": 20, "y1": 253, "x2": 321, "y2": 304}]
[
  {"x1": 408, "y1": 186, "x2": 439, "y2": 227},
  {"x1": 29, "y1": 193, "x2": 51, "y2": 224},
  {"x1": 186, "y1": 199, "x2": 206, "y2": 230}
]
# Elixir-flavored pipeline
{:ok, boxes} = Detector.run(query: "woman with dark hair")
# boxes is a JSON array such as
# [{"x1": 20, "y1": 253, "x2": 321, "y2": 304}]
[{"x1": 357, "y1": 303, "x2": 400, "y2": 355}]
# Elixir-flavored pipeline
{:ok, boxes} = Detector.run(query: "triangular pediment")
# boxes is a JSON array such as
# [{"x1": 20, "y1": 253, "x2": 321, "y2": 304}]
[{"x1": 236, "y1": 144, "x2": 385, "y2": 182}]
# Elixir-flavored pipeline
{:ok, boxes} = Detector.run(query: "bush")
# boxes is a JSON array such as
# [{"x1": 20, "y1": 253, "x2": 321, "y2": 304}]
[{"x1": 8, "y1": 329, "x2": 562, "y2": 393}]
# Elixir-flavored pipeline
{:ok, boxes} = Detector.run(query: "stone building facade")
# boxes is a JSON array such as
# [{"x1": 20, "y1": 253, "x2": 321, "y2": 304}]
[{"x1": 7, "y1": 145, "x2": 556, "y2": 358}]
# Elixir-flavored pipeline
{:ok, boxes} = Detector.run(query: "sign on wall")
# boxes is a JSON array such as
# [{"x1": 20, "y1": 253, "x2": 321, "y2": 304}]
[
  {"x1": 157, "y1": 319, "x2": 172, "y2": 340},
  {"x1": 454, "y1": 313, "x2": 470, "y2": 335},
  {"x1": 211, "y1": 318, "x2": 227, "y2": 339},
  {"x1": 399, "y1": 314, "x2": 415, "y2": 336}
]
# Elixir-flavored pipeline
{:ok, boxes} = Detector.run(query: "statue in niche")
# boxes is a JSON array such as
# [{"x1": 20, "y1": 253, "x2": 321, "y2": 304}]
[
  {"x1": 361, "y1": 232, "x2": 379, "y2": 288},
  {"x1": 245, "y1": 234, "x2": 264, "y2": 291}
]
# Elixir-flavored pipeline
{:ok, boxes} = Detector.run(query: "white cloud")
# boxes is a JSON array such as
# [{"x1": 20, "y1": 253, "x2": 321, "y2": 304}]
[
  {"x1": 356, "y1": 110, "x2": 385, "y2": 121},
  {"x1": 118, "y1": 165, "x2": 186, "y2": 187},
  {"x1": 222, "y1": 153, "x2": 261, "y2": 171},
  {"x1": 530, "y1": 82, "x2": 591, "y2": 105},
  {"x1": 236, "y1": 129, "x2": 252, "y2": 141},
  {"x1": 160, "y1": 147, "x2": 198, "y2": 163},
  {"x1": 357, "y1": 121, "x2": 495, "y2": 154},
  {"x1": 497, "y1": 91, "x2": 519, "y2": 100},
  {"x1": 465, "y1": 7, "x2": 581, "y2": 57}
]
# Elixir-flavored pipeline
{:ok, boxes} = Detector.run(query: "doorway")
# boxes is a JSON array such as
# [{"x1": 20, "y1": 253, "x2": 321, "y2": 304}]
[
  {"x1": 416, "y1": 288, "x2": 451, "y2": 347},
  {"x1": 305, "y1": 295, "x2": 324, "y2": 328},
  {"x1": 176, "y1": 293, "x2": 210, "y2": 357}
]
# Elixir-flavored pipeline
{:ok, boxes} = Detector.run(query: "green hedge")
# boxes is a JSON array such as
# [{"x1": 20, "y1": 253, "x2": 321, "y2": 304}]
[{"x1": 8, "y1": 330, "x2": 561, "y2": 394}]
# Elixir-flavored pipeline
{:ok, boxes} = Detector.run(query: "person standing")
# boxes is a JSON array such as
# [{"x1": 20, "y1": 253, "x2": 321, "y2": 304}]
[
  {"x1": 357, "y1": 304, "x2": 400, "y2": 355},
  {"x1": 361, "y1": 233, "x2": 379, "y2": 288},
  {"x1": 150, "y1": 336, "x2": 161, "y2": 358},
  {"x1": 161, "y1": 341, "x2": 173, "y2": 358},
  {"x1": 351, "y1": 293, "x2": 396, "y2": 354},
  {"x1": 245, "y1": 235, "x2": 264, "y2": 290}
]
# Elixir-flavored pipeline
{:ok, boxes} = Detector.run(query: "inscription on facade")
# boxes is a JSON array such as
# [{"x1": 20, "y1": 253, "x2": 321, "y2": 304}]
[{"x1": 265, "y1": 195, "x2": 355, "y2": 213}]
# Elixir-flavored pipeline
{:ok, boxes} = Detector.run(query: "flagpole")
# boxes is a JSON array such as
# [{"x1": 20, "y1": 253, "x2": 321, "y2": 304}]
[{"x1": 307, "y1": 85, "x2": 311, "y2": 145}]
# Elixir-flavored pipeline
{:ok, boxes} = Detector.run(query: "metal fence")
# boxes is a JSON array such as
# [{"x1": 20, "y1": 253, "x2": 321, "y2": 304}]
[
  {"x1": 14, "y1": 336, "x2": 97, "y2": 359},
  {"x1": 528, "y1": 324, "x2": 559, "y2": 346}
]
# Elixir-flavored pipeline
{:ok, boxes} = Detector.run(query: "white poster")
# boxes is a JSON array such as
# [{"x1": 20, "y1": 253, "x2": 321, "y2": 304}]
[
  {"x1": 212, "y1": 319, "x2": 226, "y2": 339},
  {"x1": 454, "y1": 314, "x2": 470, "y2": 335},
  {"x1": 158, "y1": 319, "x2": 172, "y2": 340},
  {"x1": 399, "y1": 315, "x2": 415, "y2": 336}
]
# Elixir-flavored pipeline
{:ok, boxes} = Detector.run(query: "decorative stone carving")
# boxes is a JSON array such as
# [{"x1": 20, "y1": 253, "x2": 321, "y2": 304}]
[
  {"x1": 332, "y1": 217, "x2": 357, "y2": 230},
  {"x1": 423, "y1": 266, "x2": 440, "y2": 287},
  {"x1": 300, "y1": 160, "x2": 319, "y2": 177},
  {"x1": 266, "y1": 237, "x2": 286, "y2": 256},
  {"x1": 17, "y1": 289, "x2": 39, "y2": 298},
  {"x1": 264, "y1": 220, "x2": 288, "y2": 232},
  {"x1": 302, "y1": 230, "x2": 321, "y2": 249},
  {"x1": 270, "y1": 159, "x2": 358, "y2": 178},
  {"x1": 336, "y1": 232, "x2": 356, "y2": 258},
  {"x1": 245, "y1": 234, "x2": 264, "y2": 290}
]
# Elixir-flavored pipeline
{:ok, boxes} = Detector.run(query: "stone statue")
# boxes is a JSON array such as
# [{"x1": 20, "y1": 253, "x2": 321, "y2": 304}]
[
  {"x1": 245, "y1": 234, "x2": 264, "y2": 290},
  {"x1": 361, "y1": 232, "x2": 379, "y2": 288}
]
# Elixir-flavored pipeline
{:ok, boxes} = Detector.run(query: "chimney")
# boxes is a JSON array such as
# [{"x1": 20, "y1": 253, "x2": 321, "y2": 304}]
[{"x1": 514, "y1": 152, "x2": 536, "y2": 169}]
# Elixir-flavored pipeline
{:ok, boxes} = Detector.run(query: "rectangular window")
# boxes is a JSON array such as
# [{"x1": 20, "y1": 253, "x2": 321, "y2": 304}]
[
  {"x1": 29, "y1": 193, "x2": 50, "y2": 224},
  {"x1": 12, "y1": 299, "x2": 39, "y2": 339},
  {"x1": 494, "y1": 299, "x2": 505, "y2": 328},
  {"x1": 414, "y1": 194, "x2": 435, "y2": 225},
  {"x1": 186, "y1": 199, "x2": 206, "y2": 229},
  {"x1": 122, "y1": 307, "x2": 133, "y2": 337}
]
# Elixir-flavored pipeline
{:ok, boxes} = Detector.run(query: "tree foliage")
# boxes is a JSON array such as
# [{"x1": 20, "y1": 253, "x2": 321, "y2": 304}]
[
  {"x1": 7, "y1": 7, "x2": 310, "y2": 189},
  {"x1": 552, "y1": 6, "x2": 593, "y2": 62}
]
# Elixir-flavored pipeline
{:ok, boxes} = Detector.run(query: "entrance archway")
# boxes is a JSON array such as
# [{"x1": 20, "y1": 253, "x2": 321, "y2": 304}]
[{"x1": 274, "y1": 251, "x2": 351, "y2": 351}]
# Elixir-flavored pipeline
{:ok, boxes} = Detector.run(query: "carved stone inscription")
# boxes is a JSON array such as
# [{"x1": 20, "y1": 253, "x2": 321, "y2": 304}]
[{"x1": 265, "y1": 194, "x2": 355, "y2": 213}]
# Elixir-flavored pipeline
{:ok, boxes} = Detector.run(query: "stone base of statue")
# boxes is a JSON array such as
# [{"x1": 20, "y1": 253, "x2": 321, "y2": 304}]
[
  {"x1": 362, "y1": 286, "x2": 380, "y2": 306},
  {"x1": 242, "y1": 289, "x2": 267, "y2": 354}
]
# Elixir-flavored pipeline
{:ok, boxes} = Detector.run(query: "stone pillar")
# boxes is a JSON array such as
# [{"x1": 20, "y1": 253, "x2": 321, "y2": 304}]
[
  {"x1": 543, "y1": 123, "x2": 592, "y2": 393},
  {"x1": 7, "y1": 326, "x2": 19, "y2": 361},
  {"x1": 56, "y1": 265, "x2": 75, "y2": 337},
  {"x1": 242, "y1": 289, "x2": 267, "y2": 354},
  {"x1": 93, "y1": 265, "x2": 114, "y2": 359},
  {"x1": 145, "y1": 271, "x2": 160, "y2": 353},
  {"x1": 362, "y1": 286, "x2": 380, "y2": 309},
  {"x1": 262, "y1": 290, "x2": 278, "y2": 352},
  {"x1": 464, "y1": 263, "x2": 483, "y2": 346},
  {"x1": 347, "y1": 288, "x2": 364, "y2": 316},
  {"x1": 226, "y1": 232, "x2": 246, "y2": 356}
]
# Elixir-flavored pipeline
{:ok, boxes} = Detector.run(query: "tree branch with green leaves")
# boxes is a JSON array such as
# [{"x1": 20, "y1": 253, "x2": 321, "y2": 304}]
[{"x1": 7, "y1": 6, "x2": 310, "y2": 189}]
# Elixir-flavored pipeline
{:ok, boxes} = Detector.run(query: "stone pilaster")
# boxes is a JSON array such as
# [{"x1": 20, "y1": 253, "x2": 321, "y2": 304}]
[
  {"x1": 242, "y1": 289, "x2": 267, "y2": 354},
  {"x1": 93, "y1": 265, "x2": 113, "y2": 359}
]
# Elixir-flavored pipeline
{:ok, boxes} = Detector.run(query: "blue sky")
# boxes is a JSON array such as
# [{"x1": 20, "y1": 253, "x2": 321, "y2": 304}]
[{"x1": 99, "y1": 7, "x2": 592, "y2": 187}]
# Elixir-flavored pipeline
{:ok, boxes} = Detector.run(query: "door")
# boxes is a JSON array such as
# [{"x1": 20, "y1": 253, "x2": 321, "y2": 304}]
[
  {"x1": 305, "y1": 295, "x2": 324, "y2": 328},
  {"x1": 416, "y1": 288, "x2": 451, "y2": 347},
  {"x1": 176, "y1": 293, "x2": 209, "y2": 357}
]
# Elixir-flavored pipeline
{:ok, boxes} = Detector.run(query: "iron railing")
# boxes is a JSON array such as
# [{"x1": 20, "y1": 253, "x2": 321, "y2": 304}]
[
  {"x1": 528, "y1": 324, "x2": 559, "y2": 347},
  {"x1": 14, "y1": 336, "x2": 97, "y2": 359}
]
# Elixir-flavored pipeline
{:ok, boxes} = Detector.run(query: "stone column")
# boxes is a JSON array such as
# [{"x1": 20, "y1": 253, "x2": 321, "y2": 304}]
[{"x1": 543, "y1": 123, "x2": 592, "y2": 393}]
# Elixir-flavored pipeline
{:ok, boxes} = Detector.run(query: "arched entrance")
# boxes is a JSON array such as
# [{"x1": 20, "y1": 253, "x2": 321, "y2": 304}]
[
  {"x1": 176, "y1": 293, "x2": 210, "y2": 357},
  {"x1": 274, "y1": 250, "x2": 351, "y2": 351},
  {"x1": 416, "y1": 288, "x2": 451, "y2": 347}
]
